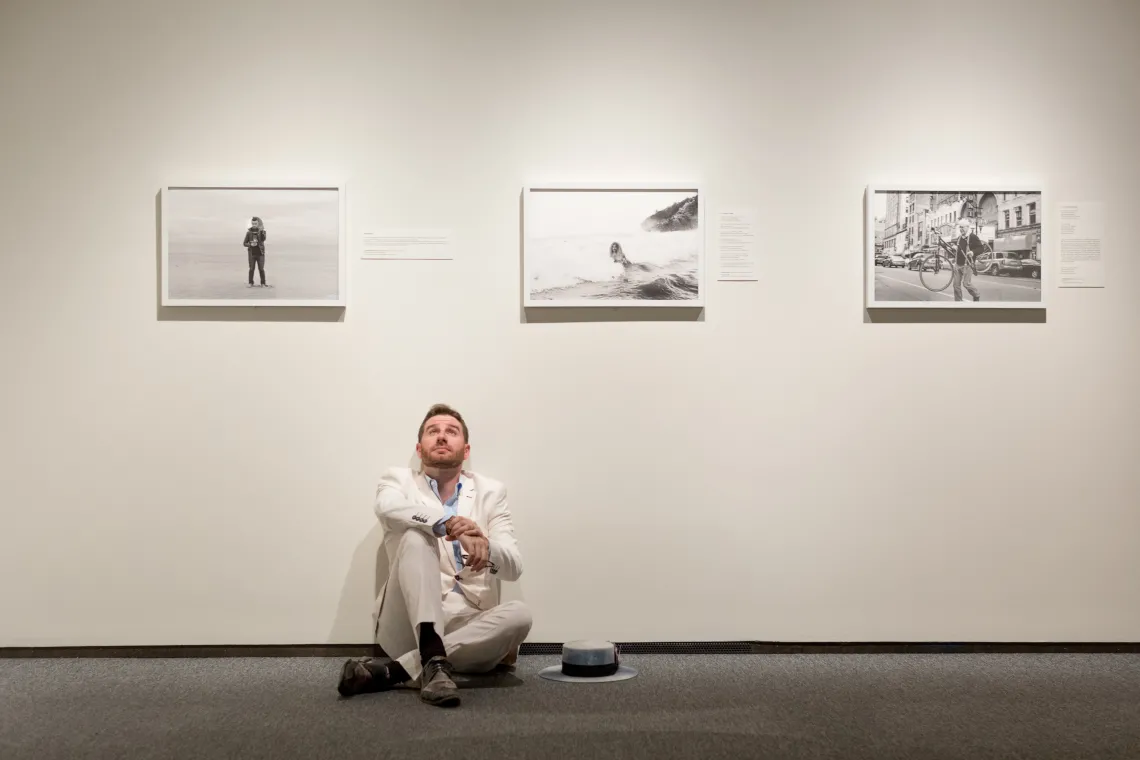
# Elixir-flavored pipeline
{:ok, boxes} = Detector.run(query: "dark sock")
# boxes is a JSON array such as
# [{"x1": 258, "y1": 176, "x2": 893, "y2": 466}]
[
  {"x1": 359, "y1": 659, "x2": 409, "y2": 691},
  {"x1": 418, "y1": 623, "x2": 447, "y2": 664},
  {"x1": 385, "y1": 661, "x2": 410, "y2": 685}
]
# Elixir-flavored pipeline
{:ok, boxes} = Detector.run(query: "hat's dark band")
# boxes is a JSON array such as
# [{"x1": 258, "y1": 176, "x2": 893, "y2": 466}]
[{"x1": 561, "y1": 661, "x2": 619, "y2": 678}]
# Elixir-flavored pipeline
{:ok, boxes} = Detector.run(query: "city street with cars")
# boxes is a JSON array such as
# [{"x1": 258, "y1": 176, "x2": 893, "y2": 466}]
[{"x1": 873, "y1": 260, "x2": 1042, "y2": 302}]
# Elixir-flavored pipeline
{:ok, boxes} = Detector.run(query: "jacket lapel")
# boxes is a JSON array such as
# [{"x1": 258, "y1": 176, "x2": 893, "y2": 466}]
[
  {"x1": 459, "y1": 473, "x2": 476, "y2": 519},
  {"x1": 412, "y1": 471, "x2": 439, "y2": 506}
]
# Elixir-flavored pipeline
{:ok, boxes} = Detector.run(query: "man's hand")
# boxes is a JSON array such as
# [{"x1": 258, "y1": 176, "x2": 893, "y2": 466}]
[
  {"x1": 457, "y1": 532, "x2": 490, "y2": 572},
  {"x1": 444, "y1": 516, "x2": 484, "y2": 541}
]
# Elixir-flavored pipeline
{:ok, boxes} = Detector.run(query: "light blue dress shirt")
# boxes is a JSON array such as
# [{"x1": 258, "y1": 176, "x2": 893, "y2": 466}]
[{"x1": 427, "y1": 476, "x2": 464, "y2": 594}]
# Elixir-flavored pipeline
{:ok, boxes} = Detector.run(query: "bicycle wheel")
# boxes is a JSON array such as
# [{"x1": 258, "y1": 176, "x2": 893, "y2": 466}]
[{"x1": 919, "y1": 254, "x2": 954, "y2": 292}]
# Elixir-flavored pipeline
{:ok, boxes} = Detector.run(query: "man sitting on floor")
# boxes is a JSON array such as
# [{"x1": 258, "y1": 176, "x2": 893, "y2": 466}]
[{"x1": 338, "y1": 403, "x2": 532, "y2": 707}]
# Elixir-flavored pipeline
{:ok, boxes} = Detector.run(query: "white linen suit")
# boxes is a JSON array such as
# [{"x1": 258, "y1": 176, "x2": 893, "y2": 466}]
[{"x1": 371, "y1": 466, "x2": 531, "y2": 684}]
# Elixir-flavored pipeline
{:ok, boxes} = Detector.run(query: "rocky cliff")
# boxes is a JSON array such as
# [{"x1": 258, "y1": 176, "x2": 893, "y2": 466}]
[{"x1": 641, "y1": 195, "x2": 698, "y2": 232}]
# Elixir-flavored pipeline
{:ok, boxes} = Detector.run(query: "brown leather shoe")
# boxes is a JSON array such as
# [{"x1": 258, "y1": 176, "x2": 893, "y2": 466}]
[
  {"x1": 419, "y1": 656, "x2": 460, "y2": 707},
  {"x1": 337, "y1": 657, "x2": 395, "y2": 697}
]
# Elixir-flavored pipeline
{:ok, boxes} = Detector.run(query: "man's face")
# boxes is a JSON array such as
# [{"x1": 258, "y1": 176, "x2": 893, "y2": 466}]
[{"x1": 416, "y1": 414, "x2": 469, "y2": 468}]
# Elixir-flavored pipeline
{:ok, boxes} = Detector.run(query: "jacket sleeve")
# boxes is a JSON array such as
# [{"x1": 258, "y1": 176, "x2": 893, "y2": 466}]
[
  {"x1": 971, "y1": 234, "x2": 985, "y2": 256},
  {"x1": 373, "y1": 469, "x2": 445, "y2": 536},
  {"x1": 485, "y1": 487, "x2": 523, "y2": 581}
]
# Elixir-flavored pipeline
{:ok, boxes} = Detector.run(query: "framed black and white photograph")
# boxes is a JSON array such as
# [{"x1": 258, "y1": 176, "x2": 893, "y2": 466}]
[
  {"x1": 865, "y1": 184, "x2": 1045, "y2": 310},
  {"x1": 522, "y1": 183, "x2": 705, "y2": 308},
  {"x1": 161, "y1": 184, "x2": 346, "y2": 307}
]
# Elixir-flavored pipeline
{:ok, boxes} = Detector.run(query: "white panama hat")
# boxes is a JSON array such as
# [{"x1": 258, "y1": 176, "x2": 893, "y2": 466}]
[{"x1": 538, "y1": 640, "x2": 638, "y2": 683}]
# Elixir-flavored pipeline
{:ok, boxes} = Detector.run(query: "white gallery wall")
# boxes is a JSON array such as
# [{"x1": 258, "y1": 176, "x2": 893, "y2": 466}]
[{"x1": 2, "y1": 0, "x2": 1138, "y2": 647}]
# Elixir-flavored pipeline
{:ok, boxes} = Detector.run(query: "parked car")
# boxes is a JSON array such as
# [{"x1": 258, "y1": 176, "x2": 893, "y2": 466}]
[
  {"x1": 875, "y1": 253, "x2": 892, "y2": 266},
  {"x1": 884, "y1": 254, "x2": 906, "y2": 268},
  {"x1": 974, "y1": 252, "x2": 1041, "y2": 279}
]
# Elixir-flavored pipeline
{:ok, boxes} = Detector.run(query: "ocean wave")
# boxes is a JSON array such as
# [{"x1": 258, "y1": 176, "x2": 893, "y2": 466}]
[
  {"x1": 527, "y1": 229, "x2": 701, "y2": 294},
  {"x1": 529, "y1": 256, "x2": 699, "y2": 301}
]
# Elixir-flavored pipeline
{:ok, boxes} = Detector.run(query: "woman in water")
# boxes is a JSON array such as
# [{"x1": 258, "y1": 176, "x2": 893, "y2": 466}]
[
  {"x1": 609, "y1": 241, "x2": 650, "y2": 271},
  {"x1": 606, "y1": 240, "x2": 697, "y2": 300}
]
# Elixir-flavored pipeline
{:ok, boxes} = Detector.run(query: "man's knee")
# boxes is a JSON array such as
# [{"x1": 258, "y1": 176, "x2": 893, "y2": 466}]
[
  {"x1": 499, "y1": 600, "x2": 533, "y2": 638},
  {"x1": 395, "y1": 527, "x2": 436, "y2": 560}
]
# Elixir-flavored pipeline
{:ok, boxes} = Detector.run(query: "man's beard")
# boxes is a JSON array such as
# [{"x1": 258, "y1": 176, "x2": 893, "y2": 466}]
[{"x1": 422, "y1": 447, "x2": 464, "y2": 468}]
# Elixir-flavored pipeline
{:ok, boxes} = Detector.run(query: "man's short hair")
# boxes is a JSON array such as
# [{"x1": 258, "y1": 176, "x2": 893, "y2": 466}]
[{"x1": 418, "y1": 403, "x2": 469, "y2": 442}]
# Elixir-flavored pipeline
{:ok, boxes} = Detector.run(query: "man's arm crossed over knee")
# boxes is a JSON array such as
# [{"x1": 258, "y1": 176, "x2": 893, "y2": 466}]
[{"x1": 374, "y1": 467, "x2": 446, "y2": 535}]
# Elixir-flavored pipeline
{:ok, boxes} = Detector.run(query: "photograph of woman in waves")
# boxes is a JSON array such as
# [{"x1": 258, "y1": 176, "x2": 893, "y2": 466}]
[
  {"x1": 606, "y1": 241, "x2": 699, "y2": 300},
  {"x1": 523, "y1": 186, "x2": 705, "y2": 308}
]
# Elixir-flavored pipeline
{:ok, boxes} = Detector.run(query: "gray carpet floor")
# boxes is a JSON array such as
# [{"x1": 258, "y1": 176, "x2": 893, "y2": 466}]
[{"x1": 2, "y1": 653, "x2": 1138, "y2": 759}]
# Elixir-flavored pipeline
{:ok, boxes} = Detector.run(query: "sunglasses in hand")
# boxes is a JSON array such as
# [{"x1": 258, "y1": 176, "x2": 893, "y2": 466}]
[{"x1": 457, "y1": 554, "x2": 498, "y2": 574}]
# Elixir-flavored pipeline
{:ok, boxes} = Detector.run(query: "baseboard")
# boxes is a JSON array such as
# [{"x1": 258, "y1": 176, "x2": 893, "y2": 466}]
[
  {"x1": 2, "y1": 641, "x2": 1138, "y2": 658},
  {"x1": 525, "y1": 641, "x2": 1140, "y2": 654},
  {"x1": 0, "y1": 644, "x2": 381, "y2": 659}
]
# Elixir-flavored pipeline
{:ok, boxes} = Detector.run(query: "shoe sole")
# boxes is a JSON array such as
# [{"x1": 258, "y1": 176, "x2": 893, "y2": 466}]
[
  {"x1": 421, "y1": 692, "x2": 461, "y2": 707},
  {"x1": 337, "y1": 659, "x2": 362, "y2": 697}
]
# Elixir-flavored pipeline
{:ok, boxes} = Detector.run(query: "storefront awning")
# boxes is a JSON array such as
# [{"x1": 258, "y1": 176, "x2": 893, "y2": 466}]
[{"x1": 993, "y1": 233, "x2": 1038, "y2": 253}]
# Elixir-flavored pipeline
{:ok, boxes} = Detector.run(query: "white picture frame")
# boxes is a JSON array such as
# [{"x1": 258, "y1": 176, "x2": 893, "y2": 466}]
[
  {"x1": 865, "y1": 183, "x2": 1046, "y2": 310},
  {"x1": 160, "y1": 183, "x2": 347, "y2": 307},
  {"x1": 522, "y1": 182, "x2": 705, "y2": 308}
]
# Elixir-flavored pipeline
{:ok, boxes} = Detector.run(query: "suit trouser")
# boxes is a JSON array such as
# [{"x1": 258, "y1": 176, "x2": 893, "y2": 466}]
[
  {"x1": 387, "y1": 528, "x2": 532, "y2": 685},
  {"x1": 952, "y1": 263, "x2": 979, "y2": 300}
]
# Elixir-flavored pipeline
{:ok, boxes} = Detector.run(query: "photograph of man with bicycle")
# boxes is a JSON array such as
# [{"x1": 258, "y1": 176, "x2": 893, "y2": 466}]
[{"x1": 869, "y1": 189, "x2": 1043, "y2": 307}]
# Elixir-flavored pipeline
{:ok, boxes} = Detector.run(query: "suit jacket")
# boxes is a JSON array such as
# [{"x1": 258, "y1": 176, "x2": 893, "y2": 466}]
[
  {"x1": 956, "y1": 232, "x2": 984, "y2": 266},
  {"x1": 371, "y1": 466, "x2": 523, "y2": 648}
]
